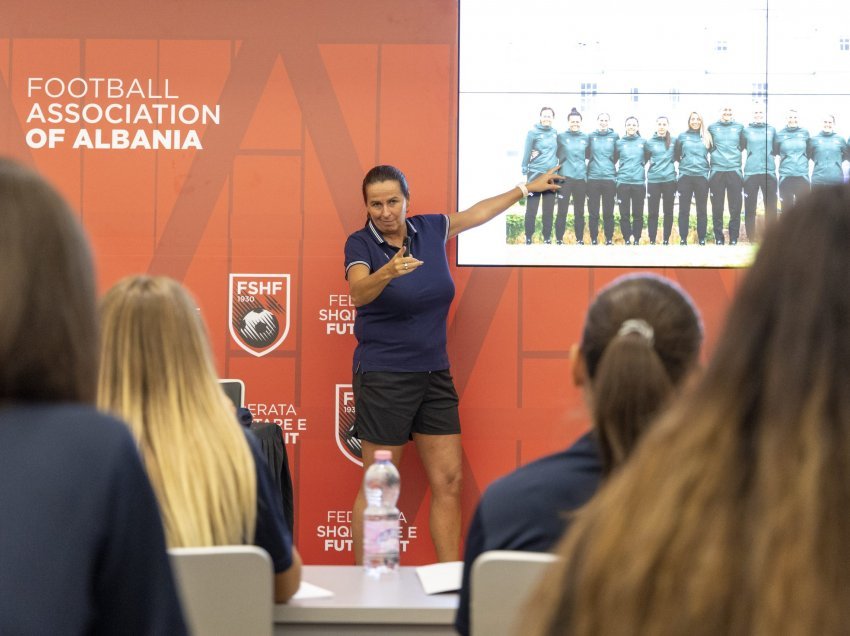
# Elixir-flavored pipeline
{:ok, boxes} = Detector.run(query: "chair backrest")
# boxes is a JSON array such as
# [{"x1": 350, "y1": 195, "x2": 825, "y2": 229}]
[
  {"x1": 219, "y1": 379, "x2": 245, "y2": 409},
  {"x1": 470, "y1": 550, "x2": 560, "y2": 636},
  {"x1": 169, "y1": 546, "x2": 273, "y2": 636}
]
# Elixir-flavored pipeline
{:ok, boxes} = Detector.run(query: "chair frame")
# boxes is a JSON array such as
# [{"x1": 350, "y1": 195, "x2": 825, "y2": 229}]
[
  {"x1": 169, "y1": 545, "x2": 274, "y2": 636},
  {"x1": 470, "y1": 549, "x2": 559, "y2": 636}
]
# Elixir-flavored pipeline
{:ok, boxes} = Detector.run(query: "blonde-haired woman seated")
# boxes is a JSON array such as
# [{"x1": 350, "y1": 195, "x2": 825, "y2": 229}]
[{"x1": 98, "y1": 275, "x2": 302, "y2": 603}]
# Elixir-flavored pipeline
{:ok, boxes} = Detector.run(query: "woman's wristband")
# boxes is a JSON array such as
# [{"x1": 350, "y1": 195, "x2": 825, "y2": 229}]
[{"x1": 516, "y1": 183, "x2": 529, "y2": 198}]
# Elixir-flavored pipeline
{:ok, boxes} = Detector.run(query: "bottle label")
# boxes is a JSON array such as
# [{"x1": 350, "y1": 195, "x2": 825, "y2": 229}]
[{"x1": 364, "y1": 519, "x2": 400, "y2": 557}]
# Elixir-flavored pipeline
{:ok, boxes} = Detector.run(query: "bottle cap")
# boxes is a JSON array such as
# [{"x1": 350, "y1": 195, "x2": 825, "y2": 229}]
[{"x1": 374, "y1": 450, "x2": 392, "y2": 462}]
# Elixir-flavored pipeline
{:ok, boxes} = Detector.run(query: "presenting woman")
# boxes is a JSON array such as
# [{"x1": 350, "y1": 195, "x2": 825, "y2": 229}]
[
  {"x1": 556, "y1": 107, "x2": 589, "y2": 244},
  {"x1": 586, "y1": 113, "x2": 619, "y2": 244},
  {"x1": 521, "y1": 106, "x2": 559, "y2": 244},
  {"x1": 674, "y1": 112, "x2": 711, "y2": 244},
  {"x1": 615, "y1": 116, "x2": 647, "y2": 245},
  {"x1": 773, "y1": 108, "x2": 810, "y2": 212},
  {"x1": 645, "y1": 116, "x2": 677, "y2": 244},
  {"x1": 345, "y1": 164, "x2": 561, "y2": 563}
]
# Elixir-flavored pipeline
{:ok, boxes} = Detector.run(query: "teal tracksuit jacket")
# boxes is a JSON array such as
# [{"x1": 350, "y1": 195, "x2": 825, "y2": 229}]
[
  {"x1": 615, "y1": 134, "x2": 647, "y2": 185},
  {"x1": 586, "y1": 129, "x2": 619, "y2": 180},
  {"x1": 556, "y1": 130, "x2": 589, "y2": 180},
  {"x1": 521, "y1": 124, "x2": 559, "y2": 180},
  {"x1": 707, "y1": 120, "x2": 744, "y2": 177},
  {"x1": 674, "y1": 130, "x2": 710, "y2": 178},
  {"x1": 774, "y1": 127, "x2": 811, "y2": 182},
  {"x1": 808, "y1": 131, "x2": 847, "y2": 185},
  {"x1": 741, "y1": 123, "x2": 777, "y2": 177},
  {"x1": 644, "y1": 134, "x2": 676, "y2": 183}
]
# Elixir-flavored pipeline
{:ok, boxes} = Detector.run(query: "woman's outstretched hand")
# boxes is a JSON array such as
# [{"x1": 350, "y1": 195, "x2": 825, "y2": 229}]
[
  {"x1": 384, "y1": 244, "x2": 423, "y2": 279},
  {"x1": 527, "y1": 166, "x2": 563, "y2": 194}
]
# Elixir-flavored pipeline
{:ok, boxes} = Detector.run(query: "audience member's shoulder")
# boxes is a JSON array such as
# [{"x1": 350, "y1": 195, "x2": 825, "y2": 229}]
[
  {"x1": 243, "y1": 424, "x2": 279, "y2": 473},
  {"x1": 566, "y1": 430, "x2": 599, "y2": 458},
  {"x1": 0, "y1": 404, "x2": 145, "y2": 499},
  {"x1": 483, "y1": 431, "x2": 600, "y2": 504},
  {"x1": 243, "y1": 424, "x2": 266, "y2": 455},
  {"x1": 0, "y1": 402, "x2": 136, "y2": 453}
]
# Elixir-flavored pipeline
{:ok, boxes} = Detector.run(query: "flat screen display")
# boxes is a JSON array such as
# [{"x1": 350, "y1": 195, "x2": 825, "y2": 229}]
[{"x1": 457, "y1": 0, "x2": 850, "y2": 267}]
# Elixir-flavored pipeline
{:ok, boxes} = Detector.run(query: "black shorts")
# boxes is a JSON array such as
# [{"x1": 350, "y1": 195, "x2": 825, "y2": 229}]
[{"x1": 352, "y1": 370, "x2": 461, "y2": 446}]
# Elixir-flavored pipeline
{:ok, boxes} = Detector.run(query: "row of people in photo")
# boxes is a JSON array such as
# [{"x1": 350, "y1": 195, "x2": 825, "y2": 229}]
[{"x1": 522, "y1": 106, "x2": 849, "y2": 244}]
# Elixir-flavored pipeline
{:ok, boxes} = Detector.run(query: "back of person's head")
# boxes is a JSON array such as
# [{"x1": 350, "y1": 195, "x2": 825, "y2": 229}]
[
  {"x1": 526, "y1": 186, "x2": 850, "y2": 636},
  {"x1": 98, "y1": 275, "x2": 257, "y2": 547},
  {"x1": 0, "y1": 158, "x2": 97, "y2": 404},
  {"x1": 580, "y1": 274, "x2": 702, "y2": 473}
]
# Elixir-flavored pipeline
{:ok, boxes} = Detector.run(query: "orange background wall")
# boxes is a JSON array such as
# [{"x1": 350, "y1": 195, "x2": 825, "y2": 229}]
[{"x1": 0, "y1": 0, "x2": 738, "y2": 564}]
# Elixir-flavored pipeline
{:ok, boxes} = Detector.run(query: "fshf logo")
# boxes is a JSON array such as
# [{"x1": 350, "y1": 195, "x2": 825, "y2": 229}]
[
  {"x1": 229, "y1": 274, "x2": 290, "y2": 357},
  {"x1": 335, "y1": 384, "x2": 362, "y2": 466}
]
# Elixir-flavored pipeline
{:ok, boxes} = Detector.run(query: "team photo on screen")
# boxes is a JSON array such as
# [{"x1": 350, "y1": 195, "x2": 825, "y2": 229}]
[{"x1": 457, "y1": 0, "x2": 850, "y2": 268}]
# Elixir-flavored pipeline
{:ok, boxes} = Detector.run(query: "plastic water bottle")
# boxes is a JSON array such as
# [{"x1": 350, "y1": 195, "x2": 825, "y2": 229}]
[{"x1": 363, "y1": 450, "x2": 400, "y2": 576}]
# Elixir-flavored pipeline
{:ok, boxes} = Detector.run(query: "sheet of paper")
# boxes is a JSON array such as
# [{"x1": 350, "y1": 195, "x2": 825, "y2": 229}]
[
  {"x1": 292, "y1": 581, "x2": 334, "y2": 600},
  {"x1": 416, "y1": 561, "x2": 463, "y2": 595}
]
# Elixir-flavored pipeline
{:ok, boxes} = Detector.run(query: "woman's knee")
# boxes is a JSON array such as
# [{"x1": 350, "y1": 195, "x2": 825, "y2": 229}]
[{"x1": 431, "y1": 469, "x2": 462, "y2": 498}]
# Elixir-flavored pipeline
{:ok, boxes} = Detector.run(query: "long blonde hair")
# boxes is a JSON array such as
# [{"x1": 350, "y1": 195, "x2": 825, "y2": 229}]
[
  {"x1": 526, "y1": 185, "x2": 850, "y2": 635},
  {"x1": 688, "y1": 111, "x2": 713, "y2": 149},
  {"x1": 98, "y1": 275, "x2": 257, "y2": 548}
]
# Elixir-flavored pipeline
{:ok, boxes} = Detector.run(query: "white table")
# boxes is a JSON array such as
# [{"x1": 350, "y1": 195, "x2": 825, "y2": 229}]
[{"x1": 274, "y1": 565, "x2": 459, "y2": 635}]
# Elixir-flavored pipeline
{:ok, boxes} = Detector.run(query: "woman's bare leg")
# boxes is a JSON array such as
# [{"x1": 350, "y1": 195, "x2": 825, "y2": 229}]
[{"x1": 413, "y1": 433, "x2": 463, "y2": 562}]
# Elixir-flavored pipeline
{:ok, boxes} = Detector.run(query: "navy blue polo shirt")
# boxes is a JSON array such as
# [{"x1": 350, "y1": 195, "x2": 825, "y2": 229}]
[
  {"x1": 454, "y1": 432, "x2": 603, "y2": 636},
  {"x1": 344, "y1": 214, "x2": 455, "y2": 373}
]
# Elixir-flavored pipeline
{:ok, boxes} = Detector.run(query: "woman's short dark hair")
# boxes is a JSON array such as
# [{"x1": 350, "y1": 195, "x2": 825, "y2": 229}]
[
  {"x1": 361, "y1": 165, "x2": 410, "y2": 203},
  {"x1": 580, "y1": 274, "x2": 703, "y2": 473},
  {"x1": 540, "y1": 106, "x2": 555, "y2": 117},
  {"x1": 0, "y1": 158, "x2": 98, "y2": 403}
]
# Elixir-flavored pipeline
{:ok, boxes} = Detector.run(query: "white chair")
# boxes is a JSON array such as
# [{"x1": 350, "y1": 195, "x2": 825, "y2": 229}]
[
  {"x1": 168, "y1": 546, "x2": 273, "y2": 636},
  {"x1": 470, "y1": 549, "x2": 560, "y2": 636}
]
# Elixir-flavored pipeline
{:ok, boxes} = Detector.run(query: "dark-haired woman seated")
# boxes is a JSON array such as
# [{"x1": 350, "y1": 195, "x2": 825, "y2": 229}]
[
  {"x1": 455, "y1": 273, "x2": 703, "y2": 635},
  {"x1": 0, "y1": 159, "x2": 186, "y2": 634}
]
